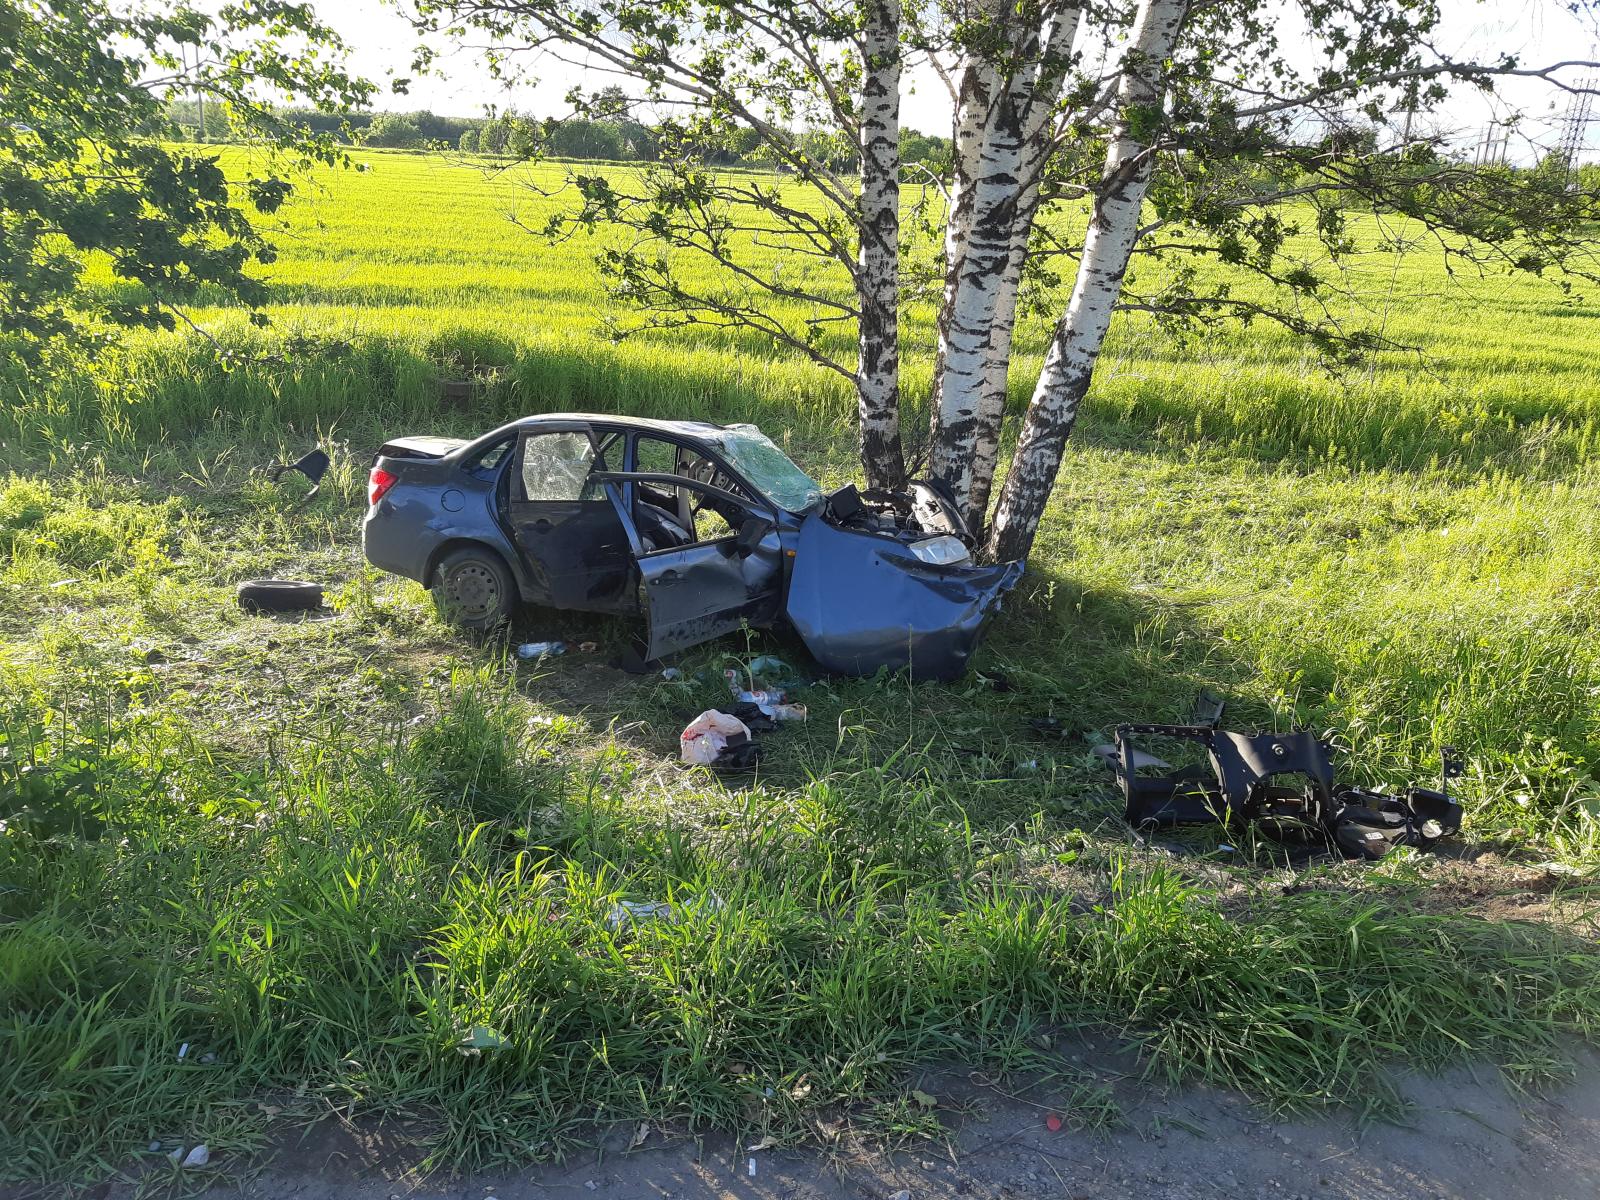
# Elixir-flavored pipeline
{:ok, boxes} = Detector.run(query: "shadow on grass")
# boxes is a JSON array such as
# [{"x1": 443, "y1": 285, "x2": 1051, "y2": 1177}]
[{"x1": 484, "y1": 563, "x2": 1262, "y2": 848}]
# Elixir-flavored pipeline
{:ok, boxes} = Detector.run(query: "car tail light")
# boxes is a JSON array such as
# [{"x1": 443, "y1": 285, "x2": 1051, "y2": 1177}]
[{"x1": 368, "y1": 467, "x2": 398, "y2": 507}]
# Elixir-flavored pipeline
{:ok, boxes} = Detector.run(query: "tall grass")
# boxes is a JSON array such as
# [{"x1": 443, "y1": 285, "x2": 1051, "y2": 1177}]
[
  {"x1": 3, "y1": 148, "x2": 1600, "y2": 1183},
  {"x1": 4, "y1": 669, "x2": 1597, "y2": 1178}
]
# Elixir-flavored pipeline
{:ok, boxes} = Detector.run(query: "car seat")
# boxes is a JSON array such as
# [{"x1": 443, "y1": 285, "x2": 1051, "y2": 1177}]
[{"x1": 635, "y1": 501, "x2": 694, "y2": 552}]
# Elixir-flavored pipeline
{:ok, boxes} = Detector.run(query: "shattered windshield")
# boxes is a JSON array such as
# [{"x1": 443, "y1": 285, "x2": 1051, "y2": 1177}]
[{"x1": 705, "y1": 425, "x2": 823, "y2": 511}]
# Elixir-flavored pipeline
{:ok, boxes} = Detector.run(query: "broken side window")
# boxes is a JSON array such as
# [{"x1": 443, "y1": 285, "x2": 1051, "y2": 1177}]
[{"x1": 521, "y1": 431, "x2": 601, "y2": 502}]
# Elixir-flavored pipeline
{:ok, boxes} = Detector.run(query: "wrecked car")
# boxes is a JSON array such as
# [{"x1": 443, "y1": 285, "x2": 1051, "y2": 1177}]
[{"x1": 362, "y1": 414, "x2": 1022, "y2": 679}]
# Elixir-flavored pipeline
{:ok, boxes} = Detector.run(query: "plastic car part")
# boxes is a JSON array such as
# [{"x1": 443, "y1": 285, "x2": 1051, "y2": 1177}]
[
  {"x1": 910, "y1": 535, "x2": 972, "y2": 565},
  {"x1": 237, "y1": 579, "x2": 324, "y2": 613},
  {"x1": 267, "y1": 448, "x2": 330, "y2": 503},
  {"x1": 1104, "y1": 723, "x2": 1464, "y2": 859}
]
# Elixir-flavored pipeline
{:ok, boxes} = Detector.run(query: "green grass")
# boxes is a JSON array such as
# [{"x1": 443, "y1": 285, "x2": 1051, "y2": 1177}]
[{"x1": 3, "y1": 147, "x2": 1600, "y2": 1184}]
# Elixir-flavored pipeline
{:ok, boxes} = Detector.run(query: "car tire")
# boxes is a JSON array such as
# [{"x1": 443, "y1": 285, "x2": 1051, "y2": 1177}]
[
  {"x1": 238, "y1": 579, "x2": 324, "y2": 613},
  {"x1": 432, "y1": 546, "x2": 515, "y2": 631}
]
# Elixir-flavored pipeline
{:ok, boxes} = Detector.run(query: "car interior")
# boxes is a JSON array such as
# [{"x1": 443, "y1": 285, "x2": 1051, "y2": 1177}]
[{"x1": 630, "y1": 435, "x2": 751, "y2": 551}]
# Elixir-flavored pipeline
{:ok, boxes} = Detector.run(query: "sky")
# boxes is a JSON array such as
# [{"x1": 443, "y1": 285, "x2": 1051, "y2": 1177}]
[{"x1": 314, "y1": 0, "x2": 1600, "y2": 164}]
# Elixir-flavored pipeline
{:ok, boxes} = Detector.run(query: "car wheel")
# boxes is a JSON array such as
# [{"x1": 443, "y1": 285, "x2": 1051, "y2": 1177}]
[
  {"x1": 237, "y1": 578, "x2": 324, "y2": 613},
  {"x1": 432, "y1": 547, "x2": 515, "y2": 631}
]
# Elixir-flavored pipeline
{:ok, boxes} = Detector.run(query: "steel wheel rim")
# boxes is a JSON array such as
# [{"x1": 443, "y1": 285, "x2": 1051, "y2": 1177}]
[{"x1": 445, "y1": 562, "x2": 498, "y2": 617}]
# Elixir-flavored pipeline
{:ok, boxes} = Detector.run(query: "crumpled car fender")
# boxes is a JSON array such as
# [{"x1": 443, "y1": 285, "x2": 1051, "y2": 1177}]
[{"x1": 784, "y1": 512, "x2": 1023, "y2": 681}]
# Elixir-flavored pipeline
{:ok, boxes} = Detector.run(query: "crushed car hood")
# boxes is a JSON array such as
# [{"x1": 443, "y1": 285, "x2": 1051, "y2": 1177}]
[{"x1": 785, "y1": 512, "x2": 1023, "y2": 681}]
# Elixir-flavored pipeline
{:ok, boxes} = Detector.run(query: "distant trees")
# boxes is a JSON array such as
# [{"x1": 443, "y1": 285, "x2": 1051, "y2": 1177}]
[
  {"x1": 547, "y1": 120, "x2": 624, "y2": 160},
  {"x1": 165, "y1": 95, "x2": 937, "y2": 171},
  {"x1": 899, "y1": 128, "x2": 951, "y2": 171},
  {"x1": 361, "y1": 113, "x2": 424, "y2": 148}
]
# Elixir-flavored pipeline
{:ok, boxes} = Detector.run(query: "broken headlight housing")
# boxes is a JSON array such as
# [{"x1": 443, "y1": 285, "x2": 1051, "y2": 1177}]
[{"x1": 909, "y1": 535, "x2": 972, "y2": 566}]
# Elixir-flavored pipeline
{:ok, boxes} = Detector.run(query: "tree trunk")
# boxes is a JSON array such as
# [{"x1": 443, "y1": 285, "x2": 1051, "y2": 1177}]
[
  {"x1": 855, "y1": 0, "x2": 906, "y2": 491},
  {"x1": 928, "y1": 6, "x2": 1080, "y2": 522},
  {"x1": 926, "y1": 53, "x2": 1025, "y2": 512},
  {"x1": 962, "y1": 218, "x2": 1029, "y2": 531},
  {"x1": 984, "y1": 0, "x2": 1186, "y2": 564}
]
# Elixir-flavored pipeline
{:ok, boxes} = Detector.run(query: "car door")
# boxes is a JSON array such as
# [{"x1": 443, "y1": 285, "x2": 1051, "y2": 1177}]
[
  {"x1": 638, "y1": 531, "x2": 784, "y2": 657},
  {"x1": 506, "y1": 428, "x2": 637, "y2": 614},
  {"x1": 598, "y1": 464, "x2": 784, "y2": 659}
]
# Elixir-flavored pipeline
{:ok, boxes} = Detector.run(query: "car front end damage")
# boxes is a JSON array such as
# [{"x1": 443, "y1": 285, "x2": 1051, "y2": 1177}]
[{"x1": 784, "y1": 483, "x2": 1023, "y2": 681}]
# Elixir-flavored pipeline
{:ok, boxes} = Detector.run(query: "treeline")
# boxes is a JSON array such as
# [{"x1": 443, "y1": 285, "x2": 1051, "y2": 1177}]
[{"x1": 161, "y1": 99, "x2": 952, "y2": 168}]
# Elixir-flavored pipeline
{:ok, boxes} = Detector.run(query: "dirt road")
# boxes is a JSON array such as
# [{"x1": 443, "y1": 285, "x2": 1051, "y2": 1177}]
[{"x1": 93, "y1": 1047, "x2": 1600, "y2": 1200}]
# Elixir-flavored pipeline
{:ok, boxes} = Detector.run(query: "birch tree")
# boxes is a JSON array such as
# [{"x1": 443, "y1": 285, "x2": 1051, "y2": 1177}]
[
  {"x1": 412, "y1": 0, "x2": 1600, "y2": 562},
  {"x1": 411, "y1": 0, "x2": 911, "y2": 490}
]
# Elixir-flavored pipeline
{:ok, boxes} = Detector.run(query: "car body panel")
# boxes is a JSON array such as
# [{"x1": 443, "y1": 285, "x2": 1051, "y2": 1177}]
[
  {"x1": 784, "y1": 511, "x2": 1024, "y2": 681},
  {"x1": 362, "y1": 456, "x2": 530, "y2": 595},
  {"x1": 382, "y1": 435, "x2": 471, "y2": 458},
  {"x1": 638, "y1": 535, "x2": 784, "y2": 658}
]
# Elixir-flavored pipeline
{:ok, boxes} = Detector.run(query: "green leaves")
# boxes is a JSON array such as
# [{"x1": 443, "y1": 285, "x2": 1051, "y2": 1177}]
[{"x1": 0, "y1": 0, "x2": 371, "y2": 369}]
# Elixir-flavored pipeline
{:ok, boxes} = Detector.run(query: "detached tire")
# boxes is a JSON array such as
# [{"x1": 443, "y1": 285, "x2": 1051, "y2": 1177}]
[
  {"x1": 432, "y1": 546, "x2": 514, "y2": 631},
  {"x1": 238, "y1": 579, "x2": 324, "y2": 613}
]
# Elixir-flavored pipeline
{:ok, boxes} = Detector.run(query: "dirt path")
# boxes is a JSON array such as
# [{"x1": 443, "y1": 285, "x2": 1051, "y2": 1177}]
[{"x1": 86, "y1": 1048, "x2": 1600, "y2": 1200}]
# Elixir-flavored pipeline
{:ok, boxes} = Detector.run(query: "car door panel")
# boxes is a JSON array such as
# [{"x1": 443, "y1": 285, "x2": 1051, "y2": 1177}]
[
  {"x1": 592, "y1": 468, "x2": 781, "y2": 659},
  {"x1": 506, "y1": 429, "x2": 638, "y2": 615},
  {"x1": 639, "y1": 538, "x2": 781, "y2": 658}
]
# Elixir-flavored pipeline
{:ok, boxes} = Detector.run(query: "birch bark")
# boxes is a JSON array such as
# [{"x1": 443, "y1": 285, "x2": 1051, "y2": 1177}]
[
  {"x1": 928, "y1": 5, "x2": 1080, "y2": 521},
  {"x1": 985, "y1": 0, "x2": 1187, "y2": 563},
  {"x1": 855, "y1": 0, "x2": 906, "y2": 490}
]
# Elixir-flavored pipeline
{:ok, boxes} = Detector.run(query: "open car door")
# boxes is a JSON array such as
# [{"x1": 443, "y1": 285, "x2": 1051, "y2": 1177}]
[
  {"x1": 597, "y1": 471, "x2": 784, "y2": 659},
  {"x1": 505, "y1": 427, "x2": 635, "y2": 614}
]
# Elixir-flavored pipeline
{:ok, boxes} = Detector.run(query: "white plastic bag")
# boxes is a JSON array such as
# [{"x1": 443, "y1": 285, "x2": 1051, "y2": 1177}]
[{"x1": 679, "y1": 709, "x2": 751, "y2": 764}]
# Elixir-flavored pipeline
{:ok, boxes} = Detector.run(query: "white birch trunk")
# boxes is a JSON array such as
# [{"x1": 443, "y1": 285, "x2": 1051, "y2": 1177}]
[
  {"x1": 855, "y1": 0, "x2": 906, "y2": 490},
  {"x1": 985, "y1": 0, "x2": 1186, "y2": 563},
  {"x1": 963, "y1": 215, "x2": 1031, "y2": 527},
  {"x1": 929, "y1": 6, "x2": 1080, "y2": 520},
  {"x1": 927, "y1": 59, "x2": 1022, "y2": 507},
  {"x1": 926, "y1": 49, "x2": 997, "y2": 489}
]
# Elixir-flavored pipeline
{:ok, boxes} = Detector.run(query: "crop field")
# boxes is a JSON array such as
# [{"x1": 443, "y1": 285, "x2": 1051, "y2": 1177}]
[{"x1": 4, "y1": 147, "x2": 1600, "y2": 1184}]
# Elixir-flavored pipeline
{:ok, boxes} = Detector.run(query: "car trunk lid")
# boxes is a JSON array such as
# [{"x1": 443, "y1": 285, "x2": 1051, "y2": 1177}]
[{"x1": 376, "y1": 435, "x2": 469, "y2": 461}]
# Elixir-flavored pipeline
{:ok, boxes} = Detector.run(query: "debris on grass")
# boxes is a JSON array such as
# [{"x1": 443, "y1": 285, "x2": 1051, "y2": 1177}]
[
  {"x1": 168, "y1": 1144, "x2": 209, "y2": 1169},
  {"x1": 605, "y1": 893, "x2": 726, "y2": 930},
  {"x1": 456, "y1": 1026, "x2": 509, "y2": 1055},
  {"x1": 1104, "y1": 721, "x2": 1464, "y2": 861},
  {"x1": 679, "y1": 709, "x2": 752, "y2": 764},
  {"x1": 517, "y1": 640, "x2": 566, "y2": 660}
]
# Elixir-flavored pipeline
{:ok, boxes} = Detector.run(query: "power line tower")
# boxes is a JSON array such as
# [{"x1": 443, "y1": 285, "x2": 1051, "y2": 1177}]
[
  {"x1": 1474, "y1": 124, "x2": 1511, "y2": 166},
  {"x1": 1555, "y1": 80, "x2": 1597, "y2": 180}
]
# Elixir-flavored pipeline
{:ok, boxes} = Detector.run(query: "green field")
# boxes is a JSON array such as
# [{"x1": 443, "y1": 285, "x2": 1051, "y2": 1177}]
[{"x1": 4, "y1": 147, "x2": 1600, "y2": 1183}]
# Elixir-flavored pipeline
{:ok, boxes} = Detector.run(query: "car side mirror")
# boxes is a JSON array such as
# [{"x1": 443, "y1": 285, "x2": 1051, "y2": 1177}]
[{"x1": 735, "y1": 516, "x2": 773, "y2": 558}]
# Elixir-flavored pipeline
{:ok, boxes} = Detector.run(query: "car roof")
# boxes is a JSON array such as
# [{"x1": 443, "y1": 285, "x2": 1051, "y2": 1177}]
[{"x1": 517, "y1": 412, "x2": 734, "y2": 438}]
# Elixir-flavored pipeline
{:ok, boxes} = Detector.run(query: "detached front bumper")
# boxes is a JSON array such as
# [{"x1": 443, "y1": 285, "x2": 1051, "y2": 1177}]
[{"x1": 784, "y1": 513, "x2": 1023, "y2": 681}]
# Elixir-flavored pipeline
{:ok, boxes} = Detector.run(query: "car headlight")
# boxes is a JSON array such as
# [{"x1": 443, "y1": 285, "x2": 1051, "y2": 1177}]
[{"x1": 909, "y1": 535, "x2": 972, "y2": 565}]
